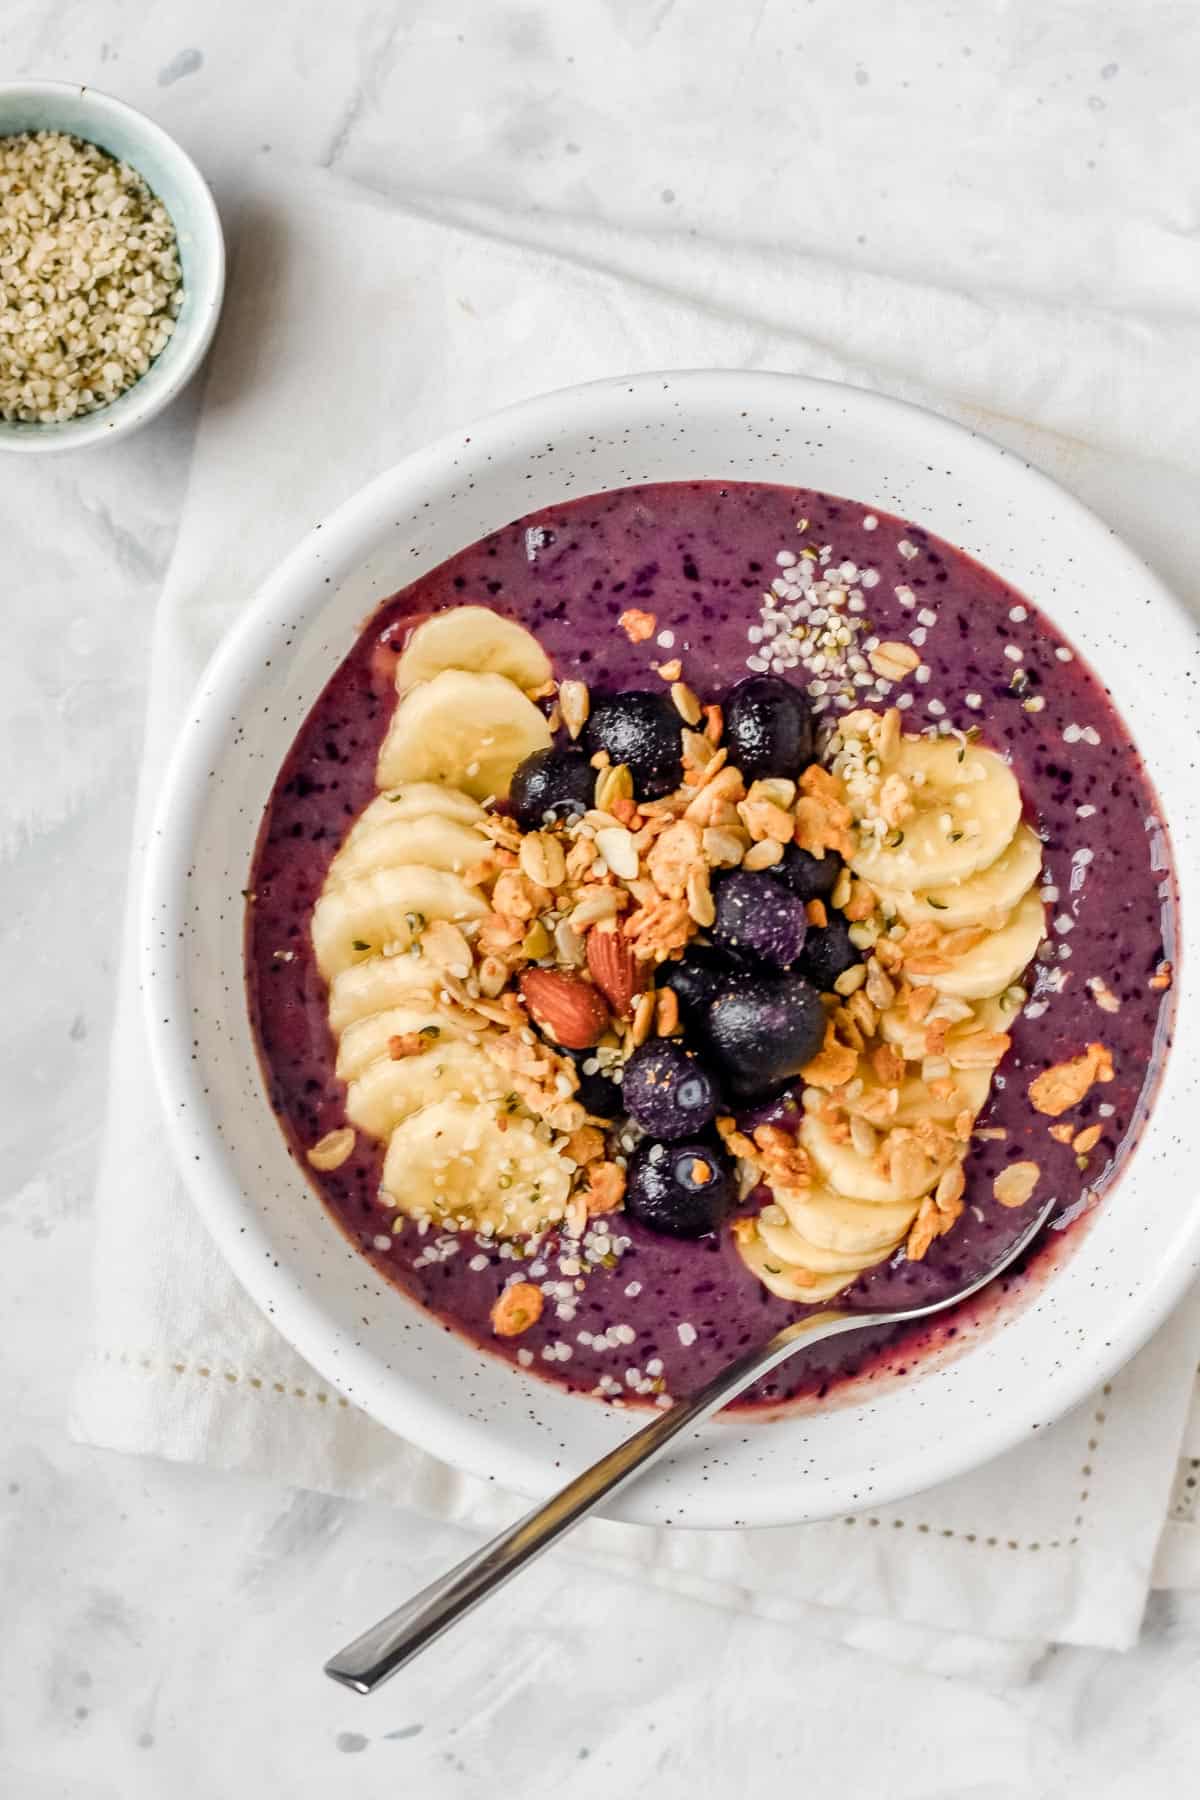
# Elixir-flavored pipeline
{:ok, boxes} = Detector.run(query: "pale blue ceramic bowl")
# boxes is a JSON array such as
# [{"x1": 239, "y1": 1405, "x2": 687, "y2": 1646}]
[{"x1": 0, "y1": 81, "x2": 225, "y2": 453}]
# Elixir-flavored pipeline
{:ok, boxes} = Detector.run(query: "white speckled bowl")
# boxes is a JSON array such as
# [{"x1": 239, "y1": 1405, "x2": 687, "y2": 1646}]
[
  {"x1": 142, "y1": 371, "x2": 1200, "y2": 1527},
  {"x1": 0, "y1": 81, "x2": 224, "y2": 453}
]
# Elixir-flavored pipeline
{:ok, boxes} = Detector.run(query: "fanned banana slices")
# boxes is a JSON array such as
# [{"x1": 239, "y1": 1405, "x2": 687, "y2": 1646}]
[
  {"x1": 377, "y1": 605, "x2": 554, "y2": 801},
  {"x1": 376, "y1": 668, "x2": 552, "y2": 801},
  {"x1": 850, "y1": 733, "x2": 1022, "y2": 891},
  {"x1": 393, "y1": 605, "x2": 552, "y2": 693},
  {"x1": 847, "y1": 726, "x2": 1044, "y2": 934},
  {"x1": 735, "y1": 710, "x2": 1048, "y2": 1307},
  {"x1": 309, "y1": 608, "x2": 572, "y2": 1239},
  {"x1": 741, "y1": 1176, "x2": 915, "y2": 1305},
  {"x1": 880, "y1": 823, "x2": 1043, "y2": 930}
]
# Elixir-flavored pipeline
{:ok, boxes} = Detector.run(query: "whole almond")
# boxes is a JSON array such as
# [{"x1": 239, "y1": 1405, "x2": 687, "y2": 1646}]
[
  {"x1": 586, "y1": 920, "x2": 647, "y2": 1017},
  {"x1": 519, "y1": 968, "x2": 610, "y2": 1048}
]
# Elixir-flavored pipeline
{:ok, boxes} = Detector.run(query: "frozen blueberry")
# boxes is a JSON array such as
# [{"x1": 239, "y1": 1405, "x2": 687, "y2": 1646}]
[
  {"x1": 510, "y1": 748, "x2": 594, "y2": 831},
  {"x1": 724, "y1": 675, "x2": 814, "y2": 783},
  {"x1": 582, "y1": 691, "x2": 683, "y2": 799},
  {"x1": 563, "y1": 1049, "x2": 623, "y2": 1120},
  {"x1": 658, "y1": 943, "x2": 745, "y2": 1024},
  {"x1": 712, "y1": 870, "x2": 808, "y2": 969},
  {"x1": 625, "y1": 1137, "x2": 736, "y2": 1239},
  {"x1": 736, "y1": 1088, "x2": 803, "y2": 1137},
  {"x1": 801, "y1": 915, "x2": 862, "y2": 993},
  {"x1": 700, "y1": 970, "x2": 825, "y2": 1098},
  {"x1": 622, "y1": 1038, "x2": 720, "y2": 1139},
  {"x1": 769, "y1": 843, "x2": 842, "y2": 903}
]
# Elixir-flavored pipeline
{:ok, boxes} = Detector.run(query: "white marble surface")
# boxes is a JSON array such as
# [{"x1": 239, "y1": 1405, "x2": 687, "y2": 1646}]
[{"x1": 5, "y1": 2, "x2": 1200, "y2": 1793}]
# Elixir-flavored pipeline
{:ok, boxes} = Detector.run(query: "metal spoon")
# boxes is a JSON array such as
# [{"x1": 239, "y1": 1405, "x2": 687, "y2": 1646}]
[{"x1": 325, "y1": 1195, "x2": 1055, "y2": 1693}]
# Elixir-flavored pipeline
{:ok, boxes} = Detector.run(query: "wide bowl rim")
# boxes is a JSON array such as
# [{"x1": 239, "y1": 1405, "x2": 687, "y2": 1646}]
[
  {"x1": 141, "y1": 368, "x2": 1198, "y2": 1528},
  {"x1": 0, "y1": 78, "x2": 225, "y2": 454}
]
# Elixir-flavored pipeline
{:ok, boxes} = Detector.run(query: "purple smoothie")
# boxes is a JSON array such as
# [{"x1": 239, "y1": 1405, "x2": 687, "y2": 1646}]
[{"x1": 246, "y1": 482, "x2": 1177, "y2": 1410}]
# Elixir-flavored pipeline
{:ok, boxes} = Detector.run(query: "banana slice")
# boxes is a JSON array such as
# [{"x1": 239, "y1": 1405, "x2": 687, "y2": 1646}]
[
  {"x1": 878, "y1": 823, "x2": 1043, "y2": 930},
  {"x1": 346, "y1": 1043, "x2": 509, "y2": 1139},
  {"x1": 892, "y1": 1064, "x2": 991, "y2": 1123},
  {"x1": 312, "y1": 866, "x2": 488, "y2": 981},
  {"x1": 376, "y1": 670, "x2": 552, "y2": 800},
  {"x1": 381, "y1": 1097, "x2": 570, "y2": 1235},
  {"x1": 736, "y1": 1227, "x2": 860, "y2": 1304},
  {"x1": 328, "y1": 815, "x2": 490, "y2": 887},
  {"x1": 877, "y1": 991, "x2": 1015, "y2": 1063},
  {"x1": 773, "y1": 1186, "x2": 917, "y2": 1257},
  {"x1": 756, "y1": 1203, "x2": 904, "y2": 1275},
  {"x1": 394, "y1": 607, "x2": 552, "y2": 693},
  {"x1": 328, "y1": 955, "x2": 443, "y2": 1035},
  {"x1": 926, "y1": 889, "x2": 1046, "y2": 1001},
  {"x1": 876, "y1": 1004, "x2": 934, "y2": 1063},
  {"x1": 829, "y1": 1065, "x2": 989, "y2": 1129},
  {"x1": 334, "y1": 1005, "x2": 484, "y2": 1084},
  {"x1": 801, "y1": 1112, "x2": 955, "y2": 1205},
  {"x1": 850, "y1": 736, "x2": 1021, "y2": 890},
  {"x1": 345, "y1": 785, "x2": 487, "y2": 847}
]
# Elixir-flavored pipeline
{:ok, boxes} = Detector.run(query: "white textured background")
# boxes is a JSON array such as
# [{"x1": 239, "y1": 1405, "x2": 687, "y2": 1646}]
[{"x1": 4, "y1": 3, "x2": 1200, "y2": 1794}]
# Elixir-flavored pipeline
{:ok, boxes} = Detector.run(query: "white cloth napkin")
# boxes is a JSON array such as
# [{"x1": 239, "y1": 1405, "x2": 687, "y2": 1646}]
[{"x1": 71, "y1": 166, "x2": 1200, "y2": 1680}]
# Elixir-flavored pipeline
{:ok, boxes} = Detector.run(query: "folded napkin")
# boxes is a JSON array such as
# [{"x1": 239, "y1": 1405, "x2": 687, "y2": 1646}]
[{"x1": 71, "y1": 166, "x2": 1200, "y2": 1678}]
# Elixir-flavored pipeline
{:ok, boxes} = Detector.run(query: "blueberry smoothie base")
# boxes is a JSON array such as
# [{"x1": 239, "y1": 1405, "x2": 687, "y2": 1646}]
[{"x1": 247, "y1": 481, "x2": 1177, "y2": 1411}]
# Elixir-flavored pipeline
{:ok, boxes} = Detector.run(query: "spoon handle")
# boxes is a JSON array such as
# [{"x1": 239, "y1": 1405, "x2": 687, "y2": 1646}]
[{"x1": 324, "y1": 1308, "x2": 856, "y2": 1693}]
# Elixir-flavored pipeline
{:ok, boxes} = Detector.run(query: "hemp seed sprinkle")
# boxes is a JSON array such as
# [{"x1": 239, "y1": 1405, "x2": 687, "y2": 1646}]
[
  {"x1": 0, "y1": 130, "x2": 183, "y2": 423},
  {"x1": 748, "y1": 543, "x2": 898, "y2": 707}
]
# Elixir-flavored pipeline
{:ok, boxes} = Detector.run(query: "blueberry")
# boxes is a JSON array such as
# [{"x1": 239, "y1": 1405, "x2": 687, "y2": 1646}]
[
  {"x1": 700, "y1": 970, "x2": 825, "y2": 1098},
  {"x1": 724, "y1": 675, "x2": 814, "y2": 783},
  {"x1": 625, "y1": 1137, "x2": 736, "y2": 1238},
  {"x1": 736, "y1": 1088, "x2": 803, "y2": 1136},
  {"x1": 622, "y1": 1037, "x2": 720, "y2": 1139},
  {"x1": 510, "y1": 748, "x2": 594, "y2": 831},
  {"x1": 769, "y1": 843, "x2": 842, "y2": 903},
  {"x1": 582, "y1": 691, "x2": 683, "y2": 799},
  {"x1": 563, "y1": 1049, "x2": 623, "y2": 1120},
  {"x1": 658, "y1": 943, "x2": 745, "y2": 1024},
  {"x1": 713, "y1": 870, "x2": 808, "y2": 969},
  {"x1": 801, "y1": 915, "x2": 862, "y2": 992}
]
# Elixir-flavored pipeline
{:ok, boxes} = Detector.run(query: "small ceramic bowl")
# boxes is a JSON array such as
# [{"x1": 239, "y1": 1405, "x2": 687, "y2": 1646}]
[
  {"x1": 142, "y1": 371, "x2": 1200, "y2": 1528},
  {"x1": 0, "y1": 80, "x2": 225, "y2": 453}
]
